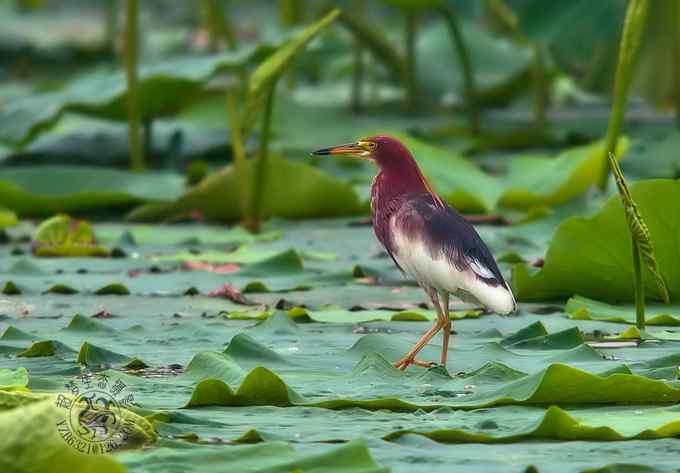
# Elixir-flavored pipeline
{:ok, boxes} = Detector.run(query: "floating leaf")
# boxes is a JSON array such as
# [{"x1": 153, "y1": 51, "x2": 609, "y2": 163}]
[
  {"x1": 17, "y1": 340, "x2": 76, "y2": 358},
  {"x1": 184, "y1": 352, "x2": 245, "y2": 385},
  {"x1": 0, "y1": 389, "x2": 155, "y2": 472},
  {"x1": 0, "y1": 208, "x2": 17, "y2": 228},
  {"x1": 123, "y1": 358, "x2": 149, "y2": 370},
  {"x1": 94, "y1": 283, "x2": 131, "y2": 296},
  {"x1": 118, "y1": 439, "x2": 385, "y2": 473},
  {"x1": 76, "y1": 342, "x2": 131, "y2": 367},
  {"x1": 566, "y1": 296, "x2": 680, "y2": 326},
  {"x1": 0, "y1": 397, "x2": 127, "y2": 473},
  {"x1": 31, "y1": 214, "x2": 109, "y2": 257},
  {"x1": 2, "y1": 214, "x2": 679, "y2": 472},
  {"x1": 2, "y1": 281, "x2": 21, "y2": 295},
  {"x1": 0, "y1": 368, "x2": 29, "y2": 392},
  {"x1": 223, "y1": 335, "x2": 292, "y2": 368},
  {"x1": 1, "y1": 327, "x2": 36, "y2": 342},
  {"x1": 44, "y1": 284, "x2": 79, "y2": 295},
  {"x1": 187, "y1": 366, "x2": 305, "y2": 407},
  {"x1": 64, "y1": 314, "x2": 118, "y2": 334},
  {"x1": 185, "y1": 362, "x2": 680, "y2": 410},
  {"x1": 385, "y1": 404, "x2": 680, "y2": 442}
]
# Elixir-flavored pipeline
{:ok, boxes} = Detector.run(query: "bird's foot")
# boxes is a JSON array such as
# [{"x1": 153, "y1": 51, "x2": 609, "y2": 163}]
[{"x1": 394, "y1": 356, "x2": 437, "y2": 371}]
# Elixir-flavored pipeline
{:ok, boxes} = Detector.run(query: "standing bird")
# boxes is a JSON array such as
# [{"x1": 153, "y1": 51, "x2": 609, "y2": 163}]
[{"x1": 312, "y1": 136, "x2": 516, "y2": 370}]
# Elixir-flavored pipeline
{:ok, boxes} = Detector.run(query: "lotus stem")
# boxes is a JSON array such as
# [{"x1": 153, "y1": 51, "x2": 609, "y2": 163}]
[
  {"x1": 438, "y1": 5, "x2": 479, "y2": 133},
  {"x1": 251, "y1": 85, "x2": 276, "y2": 233},
  {"x1": 222, "y1": 9, "x2": 237, "y2": 51},
  {"x1": 125, "y1": 0, "x2": 144, "y2": 171},
  {"x1": 404, "y1": 10, "x2": 418, "y2": 114},
  {"x1": 202, "y1": 0, "x2": 237, "y2": 51},
  {"x1": 599, "y1": 0, "x2": 649, "y2": 190},
  {"x1": 632, "y1": 238, "x2": 646, "y2": 330},
  {"x1": 337, "y1": 11, "x2": 406, "y2": 94},
  {"x1": 532, "y1": 43, "x2": 548, "y2": 131},
  {"x1": 226, "y1": 88, "x2": 252, "y2": 229},
  {"x1": 672, "y1": 0, "x2": 680, "y2": 128}
]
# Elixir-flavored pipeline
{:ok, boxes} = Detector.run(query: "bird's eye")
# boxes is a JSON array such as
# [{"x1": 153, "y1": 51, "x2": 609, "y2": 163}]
[{"x1": 367, "y1": 142, "x2": 377, "y2": 151}]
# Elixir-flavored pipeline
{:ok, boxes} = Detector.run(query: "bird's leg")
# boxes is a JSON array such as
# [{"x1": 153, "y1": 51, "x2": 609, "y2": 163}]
[
  {"x1": 394, "y1": 287, "x2": 445, "y2": 370},
  {"x1": 439, "y1": 292, "x2": 452, "y2": 366},
  {"x1": 393, "y1": 320, "x2": 444, "y2": 370}
]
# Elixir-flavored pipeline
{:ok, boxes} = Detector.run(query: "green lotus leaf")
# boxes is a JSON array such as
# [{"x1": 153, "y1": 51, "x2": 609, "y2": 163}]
[{"x1": 512, "y1": 180, "x2": 680, "y2": 302}]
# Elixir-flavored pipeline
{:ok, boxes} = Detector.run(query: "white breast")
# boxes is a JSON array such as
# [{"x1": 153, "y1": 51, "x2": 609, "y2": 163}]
[{"x1": 390, "y1": 223, "x2": 516, "y2": 315}]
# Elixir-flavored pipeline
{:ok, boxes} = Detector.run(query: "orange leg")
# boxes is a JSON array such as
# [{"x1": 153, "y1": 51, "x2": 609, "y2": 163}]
[
  {"x1": 393, "y1": 319, "x2": 445, "y2": 370},
  {"x1": 440, "y1": 292, "x2": 452, "y2": 366},
  {"x1": 394, "y1": 287, "x2": 445, "y2": 371}
]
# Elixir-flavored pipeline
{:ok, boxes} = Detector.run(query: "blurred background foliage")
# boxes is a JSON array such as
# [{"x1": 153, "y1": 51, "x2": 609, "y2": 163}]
[{"x1": 0, "y1": 0, "x2": 678, "y2": 229}]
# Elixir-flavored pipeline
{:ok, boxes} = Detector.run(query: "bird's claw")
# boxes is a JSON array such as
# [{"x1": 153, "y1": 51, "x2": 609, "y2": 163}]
[{"x1": 394, "y1": 357, "x2": 437, "y2": 371}]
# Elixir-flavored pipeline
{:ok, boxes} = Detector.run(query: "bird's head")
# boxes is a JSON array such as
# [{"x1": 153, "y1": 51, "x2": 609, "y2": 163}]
[
  {"x1": 311, "y1": 135, "x2": 413, "y2": 169},
  {"x1": 311, "y1": 135, "x2": 437, "y2": 198}
]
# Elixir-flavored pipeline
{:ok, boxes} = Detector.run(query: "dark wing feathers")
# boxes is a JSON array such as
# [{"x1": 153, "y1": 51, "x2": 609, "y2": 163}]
[{"x1": 389, "y1": 193, "x2": 507, "y2": 288}]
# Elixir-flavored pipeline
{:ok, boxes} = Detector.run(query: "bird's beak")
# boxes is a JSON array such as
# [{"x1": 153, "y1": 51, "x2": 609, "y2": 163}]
[{"x1": 311, "y1": 142, "x2": 368, "y2": 158}]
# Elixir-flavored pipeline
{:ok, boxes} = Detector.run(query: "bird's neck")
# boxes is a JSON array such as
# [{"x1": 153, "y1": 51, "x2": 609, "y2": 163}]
[
  {"x1": 372, "y1": 157, "x2": 442, "y2": 209},
  {"x1": 370, "y1": 155, "x2": 444, "y2": 251}
]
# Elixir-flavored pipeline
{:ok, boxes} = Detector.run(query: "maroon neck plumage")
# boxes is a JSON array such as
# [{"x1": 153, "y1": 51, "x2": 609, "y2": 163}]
[{"x1": 368, "y1": 135, "x2": 442, "y2": 209}]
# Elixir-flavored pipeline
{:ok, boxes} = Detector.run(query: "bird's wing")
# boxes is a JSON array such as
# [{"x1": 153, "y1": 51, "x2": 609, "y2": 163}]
[{"x1": 390, "y1": 193, "x2": 508, "y2": 289}]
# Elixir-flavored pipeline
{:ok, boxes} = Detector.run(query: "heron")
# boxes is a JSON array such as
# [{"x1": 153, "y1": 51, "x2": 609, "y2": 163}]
[{"x1": 312, "y1": 135, "x2": 516, "y2": 370}]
